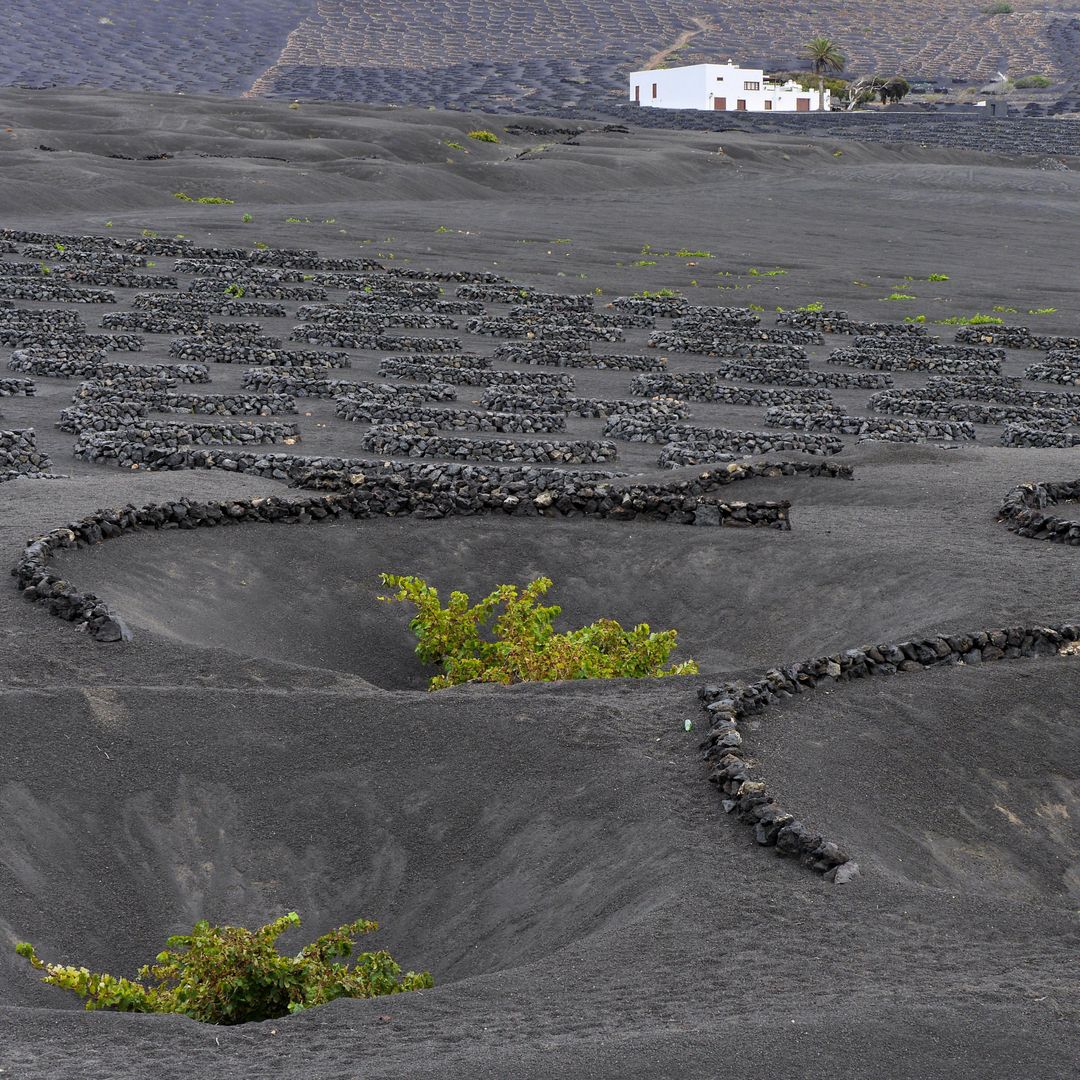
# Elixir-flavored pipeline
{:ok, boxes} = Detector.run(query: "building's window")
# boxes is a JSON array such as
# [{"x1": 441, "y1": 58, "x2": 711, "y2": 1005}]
[
  {"x1": 652, "y1": 82, "x2": 657, "y2": 98},
  {"x1": 716, "y1": 76, "x2": 724, "y2": 81},
  {"x1": 744, "y1": 81, "x2": 761, "y2": 91},
  {"x1": 764, "y1": 100, "x2": 773, "y2": 110}
]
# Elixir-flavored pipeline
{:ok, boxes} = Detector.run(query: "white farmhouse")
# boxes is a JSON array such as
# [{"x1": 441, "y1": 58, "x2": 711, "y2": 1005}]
[{"x1": 628, "y1": 62, "x2": 829, "y2": 113}]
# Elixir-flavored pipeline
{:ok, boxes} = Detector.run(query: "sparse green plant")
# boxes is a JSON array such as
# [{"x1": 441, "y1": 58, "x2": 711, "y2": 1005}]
[
  {"x1": 926, "y1": 273, "x2": 949, "y2": 282},
  {"x1": 104, "y1": 221, "x2": 113, "y2": 228},
  {"x1": 141, "y1": 229, "x2": 158, "y2": 239},
  {"x1": 1029, "y1": 307, "x2": 1057, "y2": 315},
  {"x1": 1014, "y1": 74, "x2": 1052, "y2": 89},
  {"x1": 746, "y1": 267, "x2": 787, "y2": 277},
  {"x1": 992, "y1": 305, "x2": 1018, "y2": 313},
  {"x1": 795, "y1": 301, "x2": 824, "y2": 312},
  {"x1": 444, "y1": 141, "x2": 465, "y2": 150},
  {"x1": 904, "y1": 314, "x2": 928, "y2": 323},
  {"x1": 984, "y1": 2, "x2": 1014, "y2": 14},
  {"x1": 224, "y1": 283, "x2": 246, "y2": 299},
  {"x1": 289, "y1": 101, "x2": 301, "y2": 110},
  {"x1": 675, "y1": 249, "x2": 712, "y2": 258},
  {"x1": 241, "y1": 213, "x2": 253, "y2": 223},
  {"x1": 16, "y1": 912, "x2": 431, "y2": 1024},
  {"x1": 632, "y1": 260, "x2": 658, "y2": 267},
  {"x1": 285, "y1": 217, "x2": 305, "y2": 224},
  {"x1": 748, "y1": 303, "x2": 765, "y2": 312},
  {"x1": 467, "y1": 130, "x2": 499, "y2": 143},
  {"x1": 37, "y1": 263, "x2": 50, "y2": 276},
  {"x1": 935, "y1": 313, "x2": 1004, "y2": 325},
  {"x1": 253, "y1": 241, "x2": 268, "y2": 250},
  {"x1": 435, "y1": 225, "x2": 451, "y2": 233},
  {"x1": 53, "y1": 242, "x2": 65, "y2": 254},
  {"x1": 882, "y1": 292, "x2": 917, "y2": 301},
  {"x1": 380, "y1": 575, "x2": 697, "y2": 690},
  {"x1": 173, "y1": 192, "x2": 235, "y2": 205}
]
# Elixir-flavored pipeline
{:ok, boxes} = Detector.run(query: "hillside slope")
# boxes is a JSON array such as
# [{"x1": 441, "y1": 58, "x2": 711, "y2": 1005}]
[{"x1": 1, "y1": 1, "x2": 1077, "y2": 109}]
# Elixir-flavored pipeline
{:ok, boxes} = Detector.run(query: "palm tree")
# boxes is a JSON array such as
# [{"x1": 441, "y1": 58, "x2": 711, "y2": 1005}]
[{"x1": 803, "y1": 36, "x2": 846, "y2": 111}]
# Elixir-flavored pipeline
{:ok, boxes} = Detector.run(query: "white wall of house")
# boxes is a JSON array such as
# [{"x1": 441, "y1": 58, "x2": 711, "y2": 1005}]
[{"x1": 627, "y1": 63, "x2": 828, "y2": 113}]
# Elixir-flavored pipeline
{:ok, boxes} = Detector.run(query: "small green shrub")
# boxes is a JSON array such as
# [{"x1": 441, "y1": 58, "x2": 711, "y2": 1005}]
[
  {"x1": 881, "y1": 292, "x2": 917, "y2": 301},
  {"x1": 992, "y1": 305, "x2": 1018, "y2": 313},
  {"x1": 632, "y1": 259, "x2": 658, "y2": 267},
  {"x1": 795, "y1": 301, "x2": 824, "y2": 312},
  {"x1": 173, "y1": 192, "x2": 235, "y2": 205},
  {"x1": 444, "y1": 141, "x2": 465, "y2": 150},
  {"x1": 926, "y1": 273, "x2": 950, "y2": 282},
  {"x1": 747, "y1": 267, "x2": 787, "y2": 277},
  {"x1": 224, "y1": 283, "x2": 246, "y2": 298},
  {"x1": 467, "y1": 130, "x2": 499, "y2": 143},
  {"x1": 1029, "y1": 307, "x2": 1057, "y2": 315},
  {"x1": 984, "y1": 1, "x2": 1014, "y2": 13},
  {"x1": 241, "y1": 212, "x2": 253, "y2": 223},
  {"x1": 934, "y1": 313, "x2": 1004, "y2": 325},
  {"x1": 634, "y1": 288, "x2": 680, "y2": 298},
  {"x1": 16, "y1": 913, "x2": 430, "y2": 1024},
  {"x1": 380, "y1": 574, "x2": 697, "y2": 690},
  {"x1": 1014, "y1": 75, "x2": 1052, "y2": 89},
  {"x1": 674, "y1": 249, "x2": 713, "y2": 258},
  {"x1": 904, "y1": 314, "x2": 927, "y2": 323}
]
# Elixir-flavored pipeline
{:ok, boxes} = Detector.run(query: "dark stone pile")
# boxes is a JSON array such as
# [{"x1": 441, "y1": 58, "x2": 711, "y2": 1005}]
[
  {"x1": 132, "y1": 294, "x2": 288, "y2": 318},
  {"x1": 919, "y1": 377, "x2": 1080, "y2": 411},
  {"x1": 998, "y1": 424, "x2": 1080, "y2": 448},
  {"x1": 0, "y1": 428, "x2": 52, "y2": 476},
  {"x1": 187, "y1": 278, "x2": 328, "y2": 302},
  {"x1": 827, "y1": 345, "x2": 1003, "y2": 376},
  {"x1": 100, "y1": 313, "x2": 274, "y2": 339},
  {"x1": 654, "y1": 425, "x2": 844, "y2": 468},
  {"x1": 290, "y1": 326, "x2": 463, "y2": 351},
  {"x1": 0, "y1": 281, "x2": 116, "y2": 303},
  {"x1": 378, "y1": 357, "x2": 575, "y2": 389},
  {"x1": 9, "y1": 352, "x2": 209, "y2": 383},
  {"x1": 647, "y1": 332, "x2": 809, "y2": 360},
  {"x1": 492, "y1": 343, "x2": 662, "y2": 370},
  {"x1": 241, "y1": 368, "x2": 458, "y2": 402},
  {"x1": 0, "y1": 377, "x2": 35, "y2": 396},
  {"x1": 999, "y1": 478, "x2": 1080, "y2": 542}
]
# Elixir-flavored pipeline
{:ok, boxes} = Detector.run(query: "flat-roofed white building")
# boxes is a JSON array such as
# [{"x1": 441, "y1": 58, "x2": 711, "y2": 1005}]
[{"x1": 628, "y1": 62, "x2": 828, "y2": 113}]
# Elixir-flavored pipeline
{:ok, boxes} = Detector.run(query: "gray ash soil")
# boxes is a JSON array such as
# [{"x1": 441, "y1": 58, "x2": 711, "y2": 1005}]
[{"x1": 2, "y1": 90, "x2": 1080, "y2": 1079}]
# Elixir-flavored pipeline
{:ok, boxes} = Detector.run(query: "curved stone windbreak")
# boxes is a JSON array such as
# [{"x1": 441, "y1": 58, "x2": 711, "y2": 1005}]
[
  {"x1": 242, "y1": 369, "x2": 458, "y2": 402},
  {"x1": 13, "y1": 457, "x2": 856, "y2": 638},
  {"x1": 647, "y1": 333, "x2": 808, "y2": 361},
  {"x1": 697, "y1": 621, "x2": 1080, "y2": 880},
  {"x1": 868, "y1": 390, "x2": 1074, "y2": 428},
  {"x1": 336, "y1": 400, "x2": 567, "y2": 433},
  {"x1": 380, "y1": 360, "x2": 575, "y2": 390},
  {"x1": 827, "y1": 347, "x2": 1002, "y2": 376},
  {"x1": 998, "y1": 479, "x2": 1080, "y2": 541},
  {"x1": 0, "y1": 377, "x2": 35, "y2": 396},
  {"x1": 187, "y1": 278, "x2": 328, "y2": 302},
  {"x1": 999, "y1": 425, "x2": 1080, "y2": 449},
  {"x1": 134, "y1": 294, "x2": 288, "y2": 318},
  {"x1": 0, "y1": 281, "x2": 115, "y2": 303},
  {"x1": 359, "y1": 425, "x2": 617, "y2": 464},
  {"x1": 494, "y1": 346, "x2": 663, "y2": 370},
  {"x1": 763, "y1": 408, "x2": 975, "y2": 441},
  {"x1": 1024, "y1": 361, "x2": 1080, "y2": 386},
  {"x1": 168, "y1": 341, "x2": 351, "y2": 367},
  {"x1": 467, "y1": 317, "x2": 624, "y2": 342},
  {"x1": 101, "y1": 313, "x2": 272, "y2": 338},
  {"x1": 956, "y1": 326, "x2": 1080, "y2": 350},
  {"x1": 9, "y1": 354, "x2": 210, "y2": 383}
]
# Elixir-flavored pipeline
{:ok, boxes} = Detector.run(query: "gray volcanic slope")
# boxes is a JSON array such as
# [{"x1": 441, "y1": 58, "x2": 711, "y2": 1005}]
[{"x1": 2, "y1": 90, "x2": 1080, "y2": 1079}]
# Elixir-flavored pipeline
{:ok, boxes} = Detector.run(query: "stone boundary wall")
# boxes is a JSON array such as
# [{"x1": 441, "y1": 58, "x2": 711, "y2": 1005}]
[
  {"x1": 776, "y1": 313, "x2": 928, "y2": 337},
  {"x1": 241, "y1": 369, "x2": 458, "y2": 402},
  {"x1": 0, "y1": 377, "x2": 35, "y2": 396},
  {"x1": 387, "y1": 268, "x2": 511, "y2": 285},
  {"x1": 187, "y1": 279, "x2": 328, "y2": 302},
  {"x1": 919, "y1": 378, "x2": 1080, "y2": 410},
  {"x1": 0, "y1": 428, "x2": 51, "y2": 474},
  {"x1": 827, "y1": 348, "x2": 1002, "y2": 376},
  {"x1": 998, "y1": 424, "x2": 1080, "y2": 448},
  {"x1": 73, "y1": 421, "x2": 301, "y2": 464},
  {"x1": 347, "y1": 276, "x2": 442, "y2": 301},
  {"x1": 604, "y1": 415, "x2": 843, "y2": 455},
  {"x1": 9, "y1": 353, "x2": 210, "y2": 383},
  {"x1": 380, "y1": 353, "x2": 492, "y2": 372},
  {"x1": 508, "y1": 305, "x2": 652, "y2": 329},
  {"x1": 647, "y1": 333, "x2": 809, "y2": 360},
  {"x1": 71, "y1": 383, "x2": 296, "y2": 415},
  {"x1": 14, "y1": 459, "x2": 858, "y2": 638},
  {"x1": 611, "y1": 296, "x2": 688, "y2": 317},
  {"x1": 167, "y1": 341, "x2": 351, "y2": 367},
  {"x1": 7, "y1": 352, "x2": 208, "y2": 383},
  {"x1": 631, "y1": 370, "x2": 886, "y2": 398},
  {"x1": 0, "y1": 331, "x2": 143, "y2": 352},
  {"x1": 0, "y1": 282, "x2": 116, "y2": 303},
  {"x1": 335, "y1": 399, "x2": 567, "y2": 433},
  {"x1": 100, "y1": 313, "x2": 272, "y2": 339},
  {"x1": 492, "y1": 346, "x2": 663, "y2": 371},
  {"x1": 341, "y1": 297, "x2": 485, "y2": 316},
  {"x1": 868, "y1": 390, "x2": 1073, "y2": 427},
  {"x1": 850, "y1": 337, "x2": 1005, "y2": 363},
  {"x1": 1025, "y1": 362, "x2": 1080, "y2": 386},
  {"x1": 696, "y1": 620, "x2": 1080, "y2": 878},
  {"x1": 359, "y1": 424, "x2": 617, "y2": 464},
  {"x1": 0, "y1": 307, "x2": 85, "y2": 330},
  {"x1": 21, "y1": 246, "x2": 148, "y2": 267},
  {"x1": 377, "y1": 358, "x2": 575, "y2": 390},
  {"x1": 56, "y1": 269, "x2": 179, "y2": 291},
  {"x1": 762, "y1": 408, "x2": 976, "y2": 441},
  {"x1": 133, "y1": 294, "x2": 288, "y2": 318},
  {"x1": 289, "y1": 310, "x2": 459, "y2": 330},
  {"x1": 956, "y1": 326, "x2": 1080, "y2": 350},
  {"x1": 290, "y1": 326, "x2": 464, "y2": 352},
  {"x1": 467, "y1": 317, "x2": 623, "y2": 342},
  {"x1": 456, "y1": 284, "x2": 537, "y2": 304}
]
